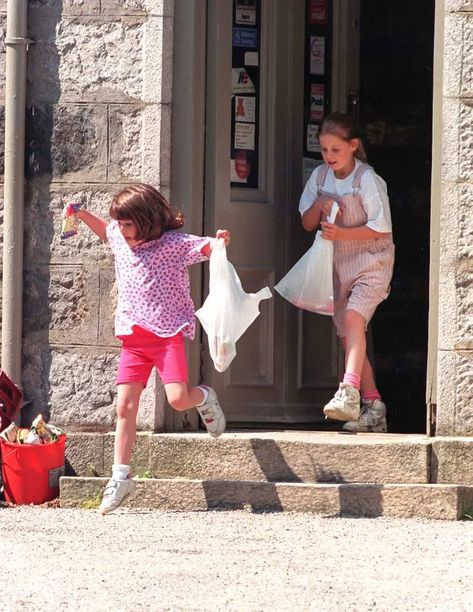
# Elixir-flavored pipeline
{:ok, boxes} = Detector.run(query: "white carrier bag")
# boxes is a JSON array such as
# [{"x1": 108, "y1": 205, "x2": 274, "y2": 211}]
[
  {"x1": 196, "y1": 238, "x2": 272, "y2": 372},
  {"x1": 274, "y1": 201, "x2": 339, "y2": 315}
]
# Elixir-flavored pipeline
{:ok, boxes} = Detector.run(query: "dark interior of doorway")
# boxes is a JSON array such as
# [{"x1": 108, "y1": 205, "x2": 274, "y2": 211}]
[{"x1": 358, "y1": 0, "x2": 435, "y2": 433}]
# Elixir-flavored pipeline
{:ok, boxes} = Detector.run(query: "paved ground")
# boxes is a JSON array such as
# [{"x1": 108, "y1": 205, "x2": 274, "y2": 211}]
[{"x1": 1, "y1": 506, "x2": 473, "y2": 611}]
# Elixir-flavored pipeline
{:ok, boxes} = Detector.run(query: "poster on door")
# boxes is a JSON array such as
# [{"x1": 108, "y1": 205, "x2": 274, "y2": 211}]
[
  {"x1": 235, "y1": 96, "x2": 256, "y2": 123},
  {"x1": 308, "y1": 0, "x2": 328, "y2": 26},
  {"x1": 310, "y1": 36, "x2": 325, "y2": 75},
  {"x1": 235, "y1": 0, "x2": 256, "y2": 25},
  {"x1": 231, "y1": 0, "x2": 261, "y2": 189},
  {"x1": 303, "y1": 0, "x2": 332, "y2": 165},
  {"x1": 310, "y1": 84, "x2": 324, "y2": 122}
]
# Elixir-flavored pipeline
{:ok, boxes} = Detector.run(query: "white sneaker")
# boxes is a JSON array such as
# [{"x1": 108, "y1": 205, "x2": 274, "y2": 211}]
[
  {"x1": 343, "y1": 399, "x2": 388, "y2": 432},
  {"x1": 196, "y1": 386, "x2": 226, "y2": 438},
  {"x1": 323, "y1": 383, "x2": 360, "y2": 422},
  {"x1": 99, "y1": 477, "x2": 137, "y2": 515}
]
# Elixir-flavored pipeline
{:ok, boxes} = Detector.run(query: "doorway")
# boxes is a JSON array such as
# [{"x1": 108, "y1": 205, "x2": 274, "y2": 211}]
[
  {"x1": 171, "y1": 0, "x2": 435, "y2": 434},
  {"x1": 358, "y1": 1, "x2": 435, "y2": 433}
]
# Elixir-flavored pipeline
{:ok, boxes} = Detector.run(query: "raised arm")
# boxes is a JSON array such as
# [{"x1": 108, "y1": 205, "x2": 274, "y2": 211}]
[{"x1": 74, "y1": 208, "x2": 108, "y2": 242}]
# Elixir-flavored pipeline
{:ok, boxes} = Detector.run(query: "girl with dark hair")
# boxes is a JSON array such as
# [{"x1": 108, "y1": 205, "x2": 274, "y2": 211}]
[
  {"x1": 299, "y1": 113, "x2": 395, "y2": 433},
  {"x1": 65, "y1": 183, "x2": 230, "y2": 514}
]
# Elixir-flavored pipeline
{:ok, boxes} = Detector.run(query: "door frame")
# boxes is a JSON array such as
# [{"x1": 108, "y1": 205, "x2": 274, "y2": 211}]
[
  {"x1": 426, "y1": 0, "x2": 444, "y2": 435},
  {"x1": 170, "y1": 0, "x2": 208, "y2": 431}
]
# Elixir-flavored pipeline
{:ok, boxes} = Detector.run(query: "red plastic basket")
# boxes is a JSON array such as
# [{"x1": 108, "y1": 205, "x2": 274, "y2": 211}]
[{"x1": 0, "y1": 435, "x2": 66, "y2": 504}]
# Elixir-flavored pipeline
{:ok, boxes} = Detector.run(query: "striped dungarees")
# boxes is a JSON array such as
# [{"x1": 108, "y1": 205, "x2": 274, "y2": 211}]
[{"x1": 316, "y1": 163, "x2": 395, "y2": 337}]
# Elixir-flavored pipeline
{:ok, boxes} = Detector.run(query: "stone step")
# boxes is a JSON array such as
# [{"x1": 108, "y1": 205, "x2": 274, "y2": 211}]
[
  {"x1": 59, "y1": 477, "x2": 473, "y2": 521},
  {"x1": 65, "y1": 431, "x2": 432, "y2": 484}
]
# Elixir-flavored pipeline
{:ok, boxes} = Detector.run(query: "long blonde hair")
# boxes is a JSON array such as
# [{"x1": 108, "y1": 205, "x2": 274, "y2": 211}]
[{"x1": 317, "y1": 112, "x2": 367, "y2": 163}]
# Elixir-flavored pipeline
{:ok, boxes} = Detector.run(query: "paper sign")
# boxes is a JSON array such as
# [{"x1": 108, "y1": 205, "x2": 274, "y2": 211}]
[
  {"x1": 310, "y1": 84, "x2": 325, "y2": 122},
  {"x1": 307, "y1": 124, "x2": 321, "y2": 153},
  {"x1": 235, "y1": 96, "x2": 256, "y2": 123},
  {"x1": 236, "y1": 0, "x2": 256, "y2": 25},
  {"x1": 310, "y1": 36, "x2": 325, "y2": 75},
  {"x1": 235, "y1": 122, "x2": 255, "y2": 150},
  {"x1": 232, "y1": 68, "x2": 256, "y2": 94},
  {"x1": 231, "y1": 157, "x2": 248, "y2": 183},
  {"x1": 244, "y1": 51, "x2": 259, "y2": 66},
  {"x1": 233, "y1": 28, "x2": 258, "y2": 48},
  {"x1": 309, "y1": 0, "x2": 328, "y2": 26}
]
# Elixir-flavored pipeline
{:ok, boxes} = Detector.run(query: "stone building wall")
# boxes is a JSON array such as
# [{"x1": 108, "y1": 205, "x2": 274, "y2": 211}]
[
  {"x1": 436, "y1": 0, "x2": 473, "y2": 435},
  {"x1": 0, "y1": 0, "x2": 173, "y2": 430}
]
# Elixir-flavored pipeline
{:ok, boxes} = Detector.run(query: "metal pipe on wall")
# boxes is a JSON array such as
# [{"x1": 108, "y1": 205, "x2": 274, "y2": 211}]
[{"x1": 2, "y1": 0, "x2": 30, "y2": 385}]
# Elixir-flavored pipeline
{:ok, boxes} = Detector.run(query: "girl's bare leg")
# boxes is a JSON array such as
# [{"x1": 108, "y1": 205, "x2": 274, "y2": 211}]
[
  {"x1": 114, "y1": 382, "x2": 143, "y2": 465},
  {"x1": 164, "y1": 382, "x2": 205, "y2": 411},
  {"x1": 343, "y1": 309, "x2": 367, "y2": 377},
  {"x1": 341, "y1": 324, "x2": 377, "y2": 394}
]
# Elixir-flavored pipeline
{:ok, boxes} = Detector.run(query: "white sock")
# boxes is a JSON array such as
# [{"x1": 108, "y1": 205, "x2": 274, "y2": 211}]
[
  {"x1": 196, "y1": 386, "x2": 209, "y2": 406},
  {"x1": 112, "y1": 464, "x2": 131, "y2": 481}
]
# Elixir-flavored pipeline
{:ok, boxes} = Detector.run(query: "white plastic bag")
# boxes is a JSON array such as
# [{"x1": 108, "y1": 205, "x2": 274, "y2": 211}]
[
  {"x1": 196, "y1": 238, "x2": 272, "y2": 372},
  {"x1": 274, "y1": 201, "x2": 339, "y2": 315}
]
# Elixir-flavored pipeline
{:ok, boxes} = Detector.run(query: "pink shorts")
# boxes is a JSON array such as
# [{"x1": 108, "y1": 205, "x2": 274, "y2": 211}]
[{"x1": 116, "y1": 326, "x2": 188, "y2": 387}]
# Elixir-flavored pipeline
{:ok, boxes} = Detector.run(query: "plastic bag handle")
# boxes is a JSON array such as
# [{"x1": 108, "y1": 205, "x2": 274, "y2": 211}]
[{"x1": 327, "y1": 201, "x2": 339, "y2": 224}]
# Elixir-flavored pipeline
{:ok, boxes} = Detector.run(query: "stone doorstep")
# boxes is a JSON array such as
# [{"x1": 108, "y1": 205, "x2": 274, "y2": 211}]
[
  {"x1": 59, "y1": 477, "x2": 473, "y2": 521},
  {"x1": 65, "y1": 431, "x2": 432, "y2": 485}
]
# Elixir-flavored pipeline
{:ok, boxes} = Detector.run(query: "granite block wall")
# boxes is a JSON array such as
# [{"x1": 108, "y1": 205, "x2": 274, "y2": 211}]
[
  {"x1": 0, "y1": 0, "x2": 173, "y2": 429},
  {"x1": 435, "y1": 1, "x2": 473, "y2": 434}
]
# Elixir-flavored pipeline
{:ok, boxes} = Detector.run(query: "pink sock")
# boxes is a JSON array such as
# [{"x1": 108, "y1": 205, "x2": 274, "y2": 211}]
[
  {"x1": 362, "y1": 389, "x2": 382, "y2": 402},
  {"x1": 343, "y1": 372, "x2": 361, "y2": 390}
]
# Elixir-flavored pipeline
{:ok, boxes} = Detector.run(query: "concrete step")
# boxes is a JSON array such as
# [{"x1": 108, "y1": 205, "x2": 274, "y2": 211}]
[
  {"x1": 65, "y1": 431, "x2": 432, "y2": 485},
  {"x1": 59, "y1": 477, "x2": 473, "y2": 521}
]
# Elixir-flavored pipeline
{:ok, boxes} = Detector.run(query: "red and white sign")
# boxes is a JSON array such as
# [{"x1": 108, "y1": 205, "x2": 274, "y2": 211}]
[
  {"x1": 310, "y1": 84, "x2": 324, "y2": 122},
  {"x1": 309, "y1": 0, "x2": 328, "y2": 26},
  {"x1": 234, "y1": 150, "x2": 251, "y2": 180}
]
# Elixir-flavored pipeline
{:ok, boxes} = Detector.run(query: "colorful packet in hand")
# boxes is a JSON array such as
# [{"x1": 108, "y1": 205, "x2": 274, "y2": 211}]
[{"x1": 60, "y1": 202, "x2": 82, "y2": 239}]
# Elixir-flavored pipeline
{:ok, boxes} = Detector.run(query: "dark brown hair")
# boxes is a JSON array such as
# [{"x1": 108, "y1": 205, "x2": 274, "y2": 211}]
[
  {"x1": 317, "y1": 112, "x2": 367, "y2": 163},
  {"x1": 110, "y1": 183, "x2": 184, "y2": 242}
]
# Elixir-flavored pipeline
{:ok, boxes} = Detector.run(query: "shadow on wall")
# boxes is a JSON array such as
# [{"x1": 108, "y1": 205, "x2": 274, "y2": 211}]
[{"x1": 21, "y1": 1, "x2": 63, "y2": 426}]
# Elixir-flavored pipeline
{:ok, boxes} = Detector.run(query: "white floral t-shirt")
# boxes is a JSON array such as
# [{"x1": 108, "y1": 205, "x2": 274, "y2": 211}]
[{"x1": 106, "y1": 221, "x2": 211, "y2": 339}]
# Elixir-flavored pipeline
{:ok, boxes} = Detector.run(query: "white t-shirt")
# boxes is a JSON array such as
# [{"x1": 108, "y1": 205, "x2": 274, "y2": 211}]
[{"x1": 298, "y1": 159, "x2": 392, "y2": 233}]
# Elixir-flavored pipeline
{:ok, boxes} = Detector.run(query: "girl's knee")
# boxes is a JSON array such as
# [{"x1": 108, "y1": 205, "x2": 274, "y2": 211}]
[
  {"x1": 115, "y1": 383, "x2": 143, "y2": 419},
  {"x1": 116, "y1": 397, "x2": 139, "y2": 420},
  {"x1": 166, "y1": 386, "x2": 190, "y2": 411},
  {"x1": 345, "y1": 309, "x2": 366, "y2": 331}
]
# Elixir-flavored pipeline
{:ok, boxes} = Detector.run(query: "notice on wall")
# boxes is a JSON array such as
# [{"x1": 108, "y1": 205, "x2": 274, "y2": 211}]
[
  {"x1": 310, "y1": 36, "x2": 325, "y2": 75},
  {"x1": 235, "y1": 122, "x2": 255, "y2": 150},
  {"x1": 310, "y1": 84, "x2": 325, "y2": 122},
  {"x1": 234, "y1": 96, "x2": 256, "y2": 123}
]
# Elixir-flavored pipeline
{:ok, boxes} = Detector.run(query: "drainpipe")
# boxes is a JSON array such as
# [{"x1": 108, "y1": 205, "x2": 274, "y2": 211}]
[{"x1": 2, "y1": 0, "x2": 30, "y2": 385}]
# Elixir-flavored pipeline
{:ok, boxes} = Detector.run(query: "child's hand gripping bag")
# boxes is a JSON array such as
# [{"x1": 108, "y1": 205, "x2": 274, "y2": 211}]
[
  {"x1": 196, "y1": 238, "x2": 272, "y2": 372},
  {"x1": 274, "y1": 201, "x2": 339, "y2": 315}
]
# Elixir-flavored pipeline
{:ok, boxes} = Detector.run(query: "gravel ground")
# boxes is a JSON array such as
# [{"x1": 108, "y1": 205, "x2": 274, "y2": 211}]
[{"x1": 1, "y1": 506, "x2": 473, "y2": 611}]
